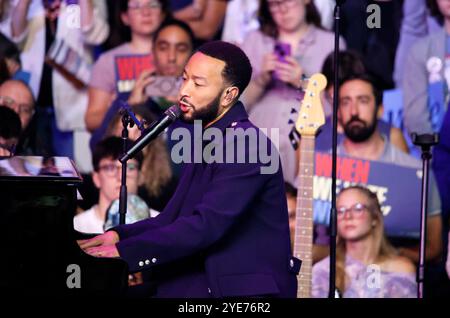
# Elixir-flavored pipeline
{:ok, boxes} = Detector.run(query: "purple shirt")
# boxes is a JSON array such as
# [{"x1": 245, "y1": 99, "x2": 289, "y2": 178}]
[{"x1": 312, "y1": 255, "x2": 417, "y2": 298}]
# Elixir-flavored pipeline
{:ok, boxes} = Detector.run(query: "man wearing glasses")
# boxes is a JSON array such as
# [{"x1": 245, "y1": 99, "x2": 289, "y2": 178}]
[
  {"x1": 0, "y1": 106, "x2": 21, "y2": 157},
  {"x1": 74, "y1": 136, "x2": 150, "y2": 234},
  {"x1": 0, "y1": 79, "x2": 40, "y2": 156},
  {"x1": 0, "y1": 79, "x2": 34, "y2": 131}
]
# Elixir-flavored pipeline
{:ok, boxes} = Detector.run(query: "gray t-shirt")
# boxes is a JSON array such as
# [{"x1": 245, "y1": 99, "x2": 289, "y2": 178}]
[
  {"x1": 89, "y1": 43, "x2": 134, "y2": 93},
  {"x1": 337, "y1": 137, "x2": 441, "y2": 216}
]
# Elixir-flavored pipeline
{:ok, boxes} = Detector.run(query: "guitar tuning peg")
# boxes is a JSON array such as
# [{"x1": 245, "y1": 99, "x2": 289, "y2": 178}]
[
  {"x1": 298, "y1": 74, "x2": 309, "y2": 92},
  {"x1": 291, "y1": 108, "x2": 298, "y2": 114},
  {"x1": 288, "y1": 119, "x2": 295, "y2": 125},
  {"x1": 288, "y1": 128, "x2": 299, "y2": 150},
  {"x1": 297, "y1": 85, "x2": 305, "y2": 93}
]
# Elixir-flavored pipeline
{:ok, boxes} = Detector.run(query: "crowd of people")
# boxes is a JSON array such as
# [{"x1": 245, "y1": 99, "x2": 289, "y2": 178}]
[{"x1": 1, "y1": 0, "x2": 450, "y2": 298}]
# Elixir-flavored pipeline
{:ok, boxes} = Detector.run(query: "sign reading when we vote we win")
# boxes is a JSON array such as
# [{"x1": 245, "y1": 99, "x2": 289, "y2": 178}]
[
  {"x1": 115, "y1": 54, "x2": 155, "y2": 95},
  {"x1": 313, "y1": 151, "x2": 423, "y2": 239}
]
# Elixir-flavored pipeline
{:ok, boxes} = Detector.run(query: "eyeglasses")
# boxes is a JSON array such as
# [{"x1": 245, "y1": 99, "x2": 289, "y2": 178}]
[
  {"x1": 0, "y1": 96, "x2": 34, "y2": 116},
  {"x1": 98, "y1": 162, "x2": 139, "y2": 176},
  {"x1": 267, "y1": 0, "x2": 299, "y2": 13},
  {"x1": 337, "y1": 203, "x2": 370, "y2": 219},
  {"x1": 128, "y1": 0, "x2": 162, "y2": 10}
]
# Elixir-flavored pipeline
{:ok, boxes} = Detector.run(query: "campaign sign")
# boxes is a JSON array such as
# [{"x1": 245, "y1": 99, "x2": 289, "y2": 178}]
[
  {"x1": 313, "y1": 151, "x2": 423, "y2": 238},
  {"x1": 115, "y1": 54, "x2": 154, "y2": 94}
]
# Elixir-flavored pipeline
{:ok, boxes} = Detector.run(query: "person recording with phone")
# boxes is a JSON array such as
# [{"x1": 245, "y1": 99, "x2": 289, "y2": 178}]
[
  {"x1": 240, "y1": 0, "x2": 346, "y2": 186},
  {"x1": 89, "y1": 18, "x2": 194, "y2": 151},
  {"x1": 86, "y1": 0, "x2": 169, "y2": 133},
  {"x1": 88, "y1": 19, "x2": 195, "y2": 212},
  {"x1": 127, "y1": 19, "x2": 195, "y2": 111}
]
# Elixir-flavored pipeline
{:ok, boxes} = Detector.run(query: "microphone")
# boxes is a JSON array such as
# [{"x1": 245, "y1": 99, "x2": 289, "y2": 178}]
[{"x1": 119, "y1": 104, "x2": 182, "y2": 163}]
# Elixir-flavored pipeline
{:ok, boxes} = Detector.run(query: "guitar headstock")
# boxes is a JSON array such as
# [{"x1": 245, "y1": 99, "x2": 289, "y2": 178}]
[{"x1": 295, "y1": 73, "x2": 327, "y2": 137}]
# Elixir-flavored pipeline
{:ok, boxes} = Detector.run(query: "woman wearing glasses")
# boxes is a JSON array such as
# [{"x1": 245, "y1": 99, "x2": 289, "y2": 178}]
[
  {"x1": 240, "y1": 0, "x2": 345, "y2": 186},
  {"x1": 312, "y1": 186, "x2": 417, "y2": 298},
  {"x1": 86, "y1": 0, "x2": 170, "y2": 132}
]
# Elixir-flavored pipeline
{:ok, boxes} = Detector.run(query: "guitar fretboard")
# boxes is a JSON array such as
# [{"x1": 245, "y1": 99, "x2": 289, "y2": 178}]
[{"x1": 294, "y1": 136, "x2": 315, "y2": 298}]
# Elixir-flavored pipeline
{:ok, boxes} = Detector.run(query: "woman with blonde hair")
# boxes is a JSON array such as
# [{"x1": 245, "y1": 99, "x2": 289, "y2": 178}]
[{"x1": 312, "y1": 185, "x2": 417, "y2": 298}]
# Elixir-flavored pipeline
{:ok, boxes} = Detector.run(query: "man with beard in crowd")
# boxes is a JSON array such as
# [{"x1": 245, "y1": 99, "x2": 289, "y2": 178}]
[
  {"x1": 335, "y1": 74, "x2": 443, "y2": 264},
  {"x1": 327, "y1": 74, "x2": 446, "y2": 297}
]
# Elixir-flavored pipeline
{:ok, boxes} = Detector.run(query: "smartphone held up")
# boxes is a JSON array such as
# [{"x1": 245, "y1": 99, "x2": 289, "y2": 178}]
[
  {"x1": 145, "y1": 76, "x2": 182, "y2": 98},
  {"x1": 273, "y1": 41, "x2": 291, "y2": 80}
]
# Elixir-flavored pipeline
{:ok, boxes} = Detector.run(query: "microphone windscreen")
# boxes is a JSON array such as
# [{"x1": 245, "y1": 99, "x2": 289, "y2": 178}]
[{"x1": 165, "y1": 104, "x2": 182, "y2": 120}]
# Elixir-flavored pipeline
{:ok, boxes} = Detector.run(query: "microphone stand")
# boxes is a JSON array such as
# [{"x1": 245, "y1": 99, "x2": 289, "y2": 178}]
[
  {"x1": 118, "y1": 102, "x2": 145, "y2": 225},
  {"x1": 412, "y1": 133, "x2": 439, "y2": 298},
  {"x1": 329, "y1": 0, "x2": 345, "y2": 298},
  {"x1": 119, "y1": 111, "x2": 133, "y2": 225}
]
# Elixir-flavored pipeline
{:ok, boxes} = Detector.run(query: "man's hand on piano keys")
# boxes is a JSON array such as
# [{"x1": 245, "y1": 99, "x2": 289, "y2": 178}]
[
  {"x1": 77, "y1": 231, "x2": 120, "y2": 258},
  {"x1": 0, "y1": 146, "x2": 12, "y2": 157},
  {"x1": 84, "y1": 244, "x2": 120, "y2": 258}
]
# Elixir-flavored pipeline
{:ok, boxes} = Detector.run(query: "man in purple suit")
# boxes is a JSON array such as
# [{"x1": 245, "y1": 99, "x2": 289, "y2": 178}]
[{"x1": 79, "y1": 41, "x2": 299, "y2": 298}]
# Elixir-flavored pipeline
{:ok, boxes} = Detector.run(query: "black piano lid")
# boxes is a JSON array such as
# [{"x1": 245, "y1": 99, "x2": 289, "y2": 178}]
[{"x1": 0, "y1": 156, "x2": 83, "y2": 183}]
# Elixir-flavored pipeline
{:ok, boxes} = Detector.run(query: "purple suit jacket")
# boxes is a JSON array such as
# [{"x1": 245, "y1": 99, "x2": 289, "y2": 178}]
[{"x1": 113, "y1": 102, "x2": 300, "y2": 298}]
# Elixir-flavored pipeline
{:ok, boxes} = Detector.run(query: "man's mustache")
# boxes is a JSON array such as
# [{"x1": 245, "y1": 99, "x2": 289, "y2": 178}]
[
  {"x1": 180, "y1": 97, "x2": 194, "y2": 108},
  {"x1": 347, "y1": 117, "x2": 366, "y2": 126}
]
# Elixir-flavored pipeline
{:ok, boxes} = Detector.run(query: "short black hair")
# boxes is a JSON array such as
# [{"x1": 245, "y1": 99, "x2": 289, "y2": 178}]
[
  {"x1": 196, "y1": 41, "x2": 252, "y2": 99},
  {"x1": 152, "y1": 18, "x2": 195, "y2": 49},
  {"x1": 0, "y1": 106, "x2": 21, "y2": 139},
  {"x1": 93, "y1": 136, "x2": 143, "y2": 171},
  {"x1": 339, "y1": 73, "x2": 383, "y2": 108},
  {"x1": 322, "y1": 50, "x2": 366, "y2": 90}
]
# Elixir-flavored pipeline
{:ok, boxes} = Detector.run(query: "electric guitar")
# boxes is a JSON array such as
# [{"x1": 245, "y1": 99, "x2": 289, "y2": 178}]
[{"x1": 293, "y1": 73, "x2": 327, "y2": 298}]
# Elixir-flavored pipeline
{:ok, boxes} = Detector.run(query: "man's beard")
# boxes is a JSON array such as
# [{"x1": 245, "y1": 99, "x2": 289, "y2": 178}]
[
  {"x1": 343, "y1": 114, "x2": 377, "y2": 143},
  {"x1": 180, "y1": 93, "x2": 221, "y2": 125}
]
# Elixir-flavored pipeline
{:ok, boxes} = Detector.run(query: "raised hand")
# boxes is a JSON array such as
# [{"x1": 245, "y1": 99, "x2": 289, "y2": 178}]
[{"x1": 127, "y1": 69, "x2": 155, "y2": 106}]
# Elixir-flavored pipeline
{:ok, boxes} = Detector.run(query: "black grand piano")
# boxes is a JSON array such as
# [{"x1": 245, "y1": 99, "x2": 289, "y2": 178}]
[{"x1": 0, "y1": 156, "x2": 129, "y2": 296}]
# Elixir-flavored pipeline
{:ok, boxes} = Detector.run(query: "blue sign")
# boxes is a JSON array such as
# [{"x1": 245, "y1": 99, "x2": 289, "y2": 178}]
[{"x1": 313, "y1": 152, "x2": 422, "y2": 238}]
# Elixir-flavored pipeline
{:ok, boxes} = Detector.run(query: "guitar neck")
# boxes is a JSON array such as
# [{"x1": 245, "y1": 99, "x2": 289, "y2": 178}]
[{"x1": 294, "y1": 135, "x2": 315, "y2": 298}]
